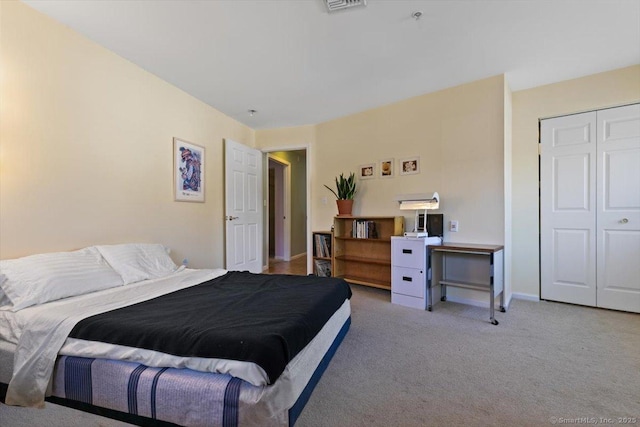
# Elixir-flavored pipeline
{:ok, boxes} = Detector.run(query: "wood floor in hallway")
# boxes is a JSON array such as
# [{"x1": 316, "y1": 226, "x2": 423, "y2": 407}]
[{"x1": 265, "y1": 256, "x2": 308, "y2": 275}]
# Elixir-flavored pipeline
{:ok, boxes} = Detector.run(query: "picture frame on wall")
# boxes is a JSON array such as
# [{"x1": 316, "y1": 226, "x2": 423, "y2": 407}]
[
  {"x1": 399, "y1": 156, "x2": 420, "y2": 175},
  {"x1": 359, "y1": 163, "x2": 375, "y2": 180},
  {"x1": 174, "y1": 137, "x2": 205, "y2": 202},
  {"x1": 380, "y1": 158, "x2": 394, "y2": 178}
]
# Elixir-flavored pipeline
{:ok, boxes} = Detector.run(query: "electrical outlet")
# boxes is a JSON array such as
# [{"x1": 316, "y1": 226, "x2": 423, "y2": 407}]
[{"x1": 450, "y1": 220, "x2": 459, "y2": 232}]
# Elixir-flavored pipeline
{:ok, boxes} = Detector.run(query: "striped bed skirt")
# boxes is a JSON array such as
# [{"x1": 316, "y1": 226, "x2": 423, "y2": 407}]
[
  {"x1": 51, "y1": 356, "x2": 250, "y2": 427},
  {"x1": 45, "y1": 316, "x2": 351, "y2": 427}
]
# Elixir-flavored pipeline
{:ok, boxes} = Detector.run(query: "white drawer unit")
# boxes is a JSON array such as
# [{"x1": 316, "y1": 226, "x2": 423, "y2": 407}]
[
  {"x1": 392, "y1": 266, "x2": 425, "y2": 298},
  {"x1": 392, "y1": 238, "x2": 425, "y2": 268},
  {"x1": 391, "y1": 236, "x2": 441, "y2": 309}
]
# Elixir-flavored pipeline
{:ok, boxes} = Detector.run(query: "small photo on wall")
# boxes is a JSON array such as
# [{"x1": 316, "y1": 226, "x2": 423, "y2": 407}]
[
  {"x1": 380, "y1": 159, "x2": 394, "y2": 178},
  {"x1": 359, "y1": 163, "x2": 375, "y2": 180},
  {"x1": 399, "y1": 156, "x2": 420, "y2": 175},
  {"x1": 174, "y1": 137, "x2": 205, "y2": 202}
]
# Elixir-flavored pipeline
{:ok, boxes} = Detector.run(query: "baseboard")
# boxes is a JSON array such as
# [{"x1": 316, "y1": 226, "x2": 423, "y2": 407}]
[
  {"x1": 511, "y1": 292, "x2": 540, "y2": 302},
  {"x1": 290, "y1": 252, "x2": 307, "y2": 260}
]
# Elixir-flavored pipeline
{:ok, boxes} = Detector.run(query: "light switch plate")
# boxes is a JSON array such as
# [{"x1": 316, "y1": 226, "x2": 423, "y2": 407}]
[{"x1": 450, "y1": 220, "x2": 459, "y2": 232}]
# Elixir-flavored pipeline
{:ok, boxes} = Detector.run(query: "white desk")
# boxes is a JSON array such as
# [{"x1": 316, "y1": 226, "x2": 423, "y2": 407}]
[{"x1": 427, "y1": 243, "x2": 505, "y2": 325}]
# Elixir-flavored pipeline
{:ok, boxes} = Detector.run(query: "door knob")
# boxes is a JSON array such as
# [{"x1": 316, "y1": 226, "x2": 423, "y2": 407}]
[
  {"x1": 226, "y1": 216, "x2": 239, "y2": 221},
  {"x1": 620, "y1": 218, "x2": 629, "y2": 224}
]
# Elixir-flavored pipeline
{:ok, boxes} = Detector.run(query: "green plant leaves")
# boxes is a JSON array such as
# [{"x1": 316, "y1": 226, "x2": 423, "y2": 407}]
[{"x1": 324, "y1": 172, "x2": 356, "y2": 200}]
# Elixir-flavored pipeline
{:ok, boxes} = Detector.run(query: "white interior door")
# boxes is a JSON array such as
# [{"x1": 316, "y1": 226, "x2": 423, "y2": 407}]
[
  {"x1": 596, "y1": 104, "x2": 640, "y2": 313},
  {"x1": 225, "y1": 139, "x2": 263, "y2": 273},
  {"x1": 540, "y1": 112, "x2": 597, "y2": 306}
]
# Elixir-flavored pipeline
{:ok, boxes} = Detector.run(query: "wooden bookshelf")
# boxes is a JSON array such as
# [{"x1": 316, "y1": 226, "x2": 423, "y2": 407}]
[
  {"x1": 312, "y1": 231, "x2": 333, "y2": 276},
  {"x1": 332, "y1": 216, "x2": 404, "y2": 290}
]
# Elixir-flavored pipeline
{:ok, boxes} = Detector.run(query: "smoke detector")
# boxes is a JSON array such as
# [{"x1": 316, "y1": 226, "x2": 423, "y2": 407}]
[{"x1": 325, "y1": 0, "x2": 367, "y2": 13}]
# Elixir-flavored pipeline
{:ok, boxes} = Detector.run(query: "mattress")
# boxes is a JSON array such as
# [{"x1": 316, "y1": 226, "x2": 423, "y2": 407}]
[
  {"x1": 0, "y1": 268, "x2": 352, "y2": 426},
  {"x1": 66, "y1": 271, "x2": 351, "y2": 384},
  {"x1": 1, "y1": 304, "x2": 351, "y2": 426}
]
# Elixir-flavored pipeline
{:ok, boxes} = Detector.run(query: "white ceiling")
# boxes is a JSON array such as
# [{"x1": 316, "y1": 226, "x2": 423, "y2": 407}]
[{"x1": 22, "y1": 0, "x2": 640, "y2": 130}]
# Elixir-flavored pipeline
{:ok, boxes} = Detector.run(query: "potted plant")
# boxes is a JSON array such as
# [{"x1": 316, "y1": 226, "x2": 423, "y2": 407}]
[{"x1": 324, "y1": 172, "x2": 356, "y2": 216}]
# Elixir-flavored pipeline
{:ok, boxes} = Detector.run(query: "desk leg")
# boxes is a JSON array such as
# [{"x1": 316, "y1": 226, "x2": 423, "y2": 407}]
[
  {"x1": 499, "y1": 291, "x2": 506, "y2": 313},
  {"x1": 440, "y1": 254, "x2": 447, "y2": 302},
  {"x1": 489, "y1": 283, "x2": 499, "y2": 325},
  {"x1": 427, "y1": 248, "x2": 433, "y2": 311},
  {"x1": 489, "y1": 253, "x2": 499, "y2": 325}
]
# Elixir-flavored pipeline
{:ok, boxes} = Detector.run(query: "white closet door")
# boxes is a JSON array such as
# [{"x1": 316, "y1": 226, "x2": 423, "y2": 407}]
[
  {"x1": 540, "y1": 112, "x2": 597, "y2": 306},
  {"x1": 596, "y1": 104, "x2": 640, "y2": 313}
]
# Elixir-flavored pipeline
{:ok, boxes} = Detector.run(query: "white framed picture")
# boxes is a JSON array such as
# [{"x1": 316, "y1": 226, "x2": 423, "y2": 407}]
[
  {"x1": 399, "y1": 156, "x2": 420, "y2": 175},
  {"x1": 174, "y1": 137, "x2": 205, "y2": 202},
  {"x1": 380, "y1": 158, "x2": 394, "y2": 178},
  {"x1": 359, "y1": 163, "x2": 375, "y2": 180}
]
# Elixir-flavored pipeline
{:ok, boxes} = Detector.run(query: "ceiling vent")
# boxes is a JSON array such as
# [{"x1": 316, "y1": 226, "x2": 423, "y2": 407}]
[{"x1": 325, "y1": 0, "x2": 367, "y2": 13}]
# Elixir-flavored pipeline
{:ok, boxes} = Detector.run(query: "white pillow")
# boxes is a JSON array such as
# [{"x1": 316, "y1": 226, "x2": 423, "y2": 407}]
[
  {"x1": 95, "y1": 243, "x2": 178, "y2": 285},
  {"x1": 0, "y1": 247, "x2": 124, "y2": 311}
]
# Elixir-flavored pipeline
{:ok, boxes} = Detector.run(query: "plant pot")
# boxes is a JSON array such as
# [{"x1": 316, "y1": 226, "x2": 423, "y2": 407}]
[{"x1": 336, "y1": 199, "x2": 354, "y2": 217}]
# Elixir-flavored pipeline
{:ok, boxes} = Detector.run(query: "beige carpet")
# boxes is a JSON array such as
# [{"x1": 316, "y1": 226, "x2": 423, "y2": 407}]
[
  {"x1": 297, "y1": 285, "x2": 640, "y2": 426},
  {"x1": 2, "y1": 284, "x2": 638, "y2": 426}
]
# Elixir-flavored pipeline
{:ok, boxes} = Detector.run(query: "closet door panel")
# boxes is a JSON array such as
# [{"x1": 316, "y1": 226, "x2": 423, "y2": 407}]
[
  {"x1": 540, "y1": 112, "x2": 597, "y2": 306},
  {"x1": 596, "y1": 104, "x2": 640, "y2": 313}
]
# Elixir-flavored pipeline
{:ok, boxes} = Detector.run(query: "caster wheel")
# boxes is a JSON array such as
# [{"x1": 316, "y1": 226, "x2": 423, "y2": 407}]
[
  {"x1": 491, "y1": 319, "x2": 499, "y2": 325},
  {"x1": 441, "y1": 296, "x2": 447, "y2": 302},
  {"x1": 427, "y1": 306, "x2": 432, "y2": 312},
  {"x1": 500, "y1": 307, "x2": 506, "y2": 313}
]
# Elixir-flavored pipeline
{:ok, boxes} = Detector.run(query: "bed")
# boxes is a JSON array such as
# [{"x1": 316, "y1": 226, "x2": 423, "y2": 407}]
[{"x1": 0, "y1": 244, "x2": 352, "y2": 426}]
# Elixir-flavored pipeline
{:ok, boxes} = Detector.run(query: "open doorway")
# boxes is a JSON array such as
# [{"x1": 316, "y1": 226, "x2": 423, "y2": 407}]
[
  {"x1": 269, "y1": 156, "x2": 288, "y2": 260},
  {"x1": 266, "y1": 149, "x2": 308, "y2": 271}
]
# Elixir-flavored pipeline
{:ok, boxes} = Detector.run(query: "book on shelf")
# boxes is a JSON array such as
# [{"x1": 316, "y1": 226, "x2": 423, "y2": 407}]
[
  {"x1": 314, "y1": 233, "x2": 332, "y2": 258},
  {"x1": 351, "y1": 220, "x2": 378, "y2": 239},
  {"x1": 314, "y1": 259, "x2": 332, "y2": 277},
  {"x1": 321, "y1": 235, "x2": 331, "y2": 257}
]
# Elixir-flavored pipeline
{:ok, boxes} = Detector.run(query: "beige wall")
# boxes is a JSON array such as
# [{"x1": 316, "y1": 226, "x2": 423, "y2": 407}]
[
  {"x1": 0, "y1": 1, "x2": 254, "y2": 267},
  {"x1": 256, "y1": 81, "x2": 508, "y2": 296},
  {"x1": 257, "y1": 80, "x2": 507, "y2": 300},
  {"x1": 511, "y1": 65, "x2": 640, "y2": 298},
  {"x1": 279, "y1": 76, "x2": 505, "y2": 303},
  {"x1": 256, "y1": 126, "x2": 316, "y2": 149},
  {"x1": 312, "y1": 76, "x2": 506, "y2": 245}
]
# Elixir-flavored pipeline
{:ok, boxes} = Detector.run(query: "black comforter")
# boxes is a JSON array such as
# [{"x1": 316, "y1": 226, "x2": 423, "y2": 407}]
[{"x1": 68, "y1": 271, "x2": 352, "y2": 383}]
